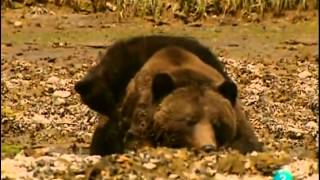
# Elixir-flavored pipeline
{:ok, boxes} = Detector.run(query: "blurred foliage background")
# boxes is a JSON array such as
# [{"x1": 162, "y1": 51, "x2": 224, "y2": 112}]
[{"x1": 1, "y1": 0, "x2": 318, "y2": 21}]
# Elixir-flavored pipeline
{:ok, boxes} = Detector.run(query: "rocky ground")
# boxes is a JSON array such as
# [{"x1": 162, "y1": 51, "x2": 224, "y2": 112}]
[{"x1": 1, "y1": 6, "x2": 319, "y2": 180}]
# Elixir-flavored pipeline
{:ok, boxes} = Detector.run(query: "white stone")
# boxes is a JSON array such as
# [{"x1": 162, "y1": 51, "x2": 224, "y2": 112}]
[
  {"x1": 32, "y1": 114, "x2": 50, "y2": 124},
  {"x1": 168, "y1": 174, "x2": 179, "y2": 179},
  {"x1": 47, "y1": 76, "x2": 60, "y2": 84},
  {"x1": 53, "y1": 90, "x2": 71, "y2": 98},
  {"x1": 298, "y1": 70, "x2": 312, "y2": 79},
  {"x1": 306, "y1": 121, "x2": 318, "y2": 129},
  {"x1": 143, "y1": 162, "x2": 157, "y2": 170},
  {"x1": 14, "y1": 21, "x2": 23, "y2": 28}
]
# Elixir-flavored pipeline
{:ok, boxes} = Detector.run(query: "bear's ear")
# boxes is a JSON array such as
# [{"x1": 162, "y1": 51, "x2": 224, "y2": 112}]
[
  {"x1": 152, "y1": 73, "x2": 175, "y2": 102},
  {"x1": 218, "y1": 81, "x2": 238, "y2": 106}
]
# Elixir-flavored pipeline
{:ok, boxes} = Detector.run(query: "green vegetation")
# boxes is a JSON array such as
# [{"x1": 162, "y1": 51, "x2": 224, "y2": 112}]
[
  {"x1": 1, "y1": 106, "x2": 17, "y2": 118},
  {"x1": 1, "y1": 0, "x2": 318, "y2": 19},
  {"x1": 1, "y1": 144, "x2": 23, "y2": 156}
]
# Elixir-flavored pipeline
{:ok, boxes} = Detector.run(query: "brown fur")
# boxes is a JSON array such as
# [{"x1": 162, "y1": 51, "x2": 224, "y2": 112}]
[
  {"x1": 120, "y1": 47, "x2": 263, "y2": 153},
  {"x1": 75, "y1": 35, "x2": 230, "y2": 119}
]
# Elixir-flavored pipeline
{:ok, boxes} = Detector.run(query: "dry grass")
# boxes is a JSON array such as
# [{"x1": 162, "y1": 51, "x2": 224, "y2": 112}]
[{"x1": 1, "y1": 0, "x2": 318, "y2": 19}]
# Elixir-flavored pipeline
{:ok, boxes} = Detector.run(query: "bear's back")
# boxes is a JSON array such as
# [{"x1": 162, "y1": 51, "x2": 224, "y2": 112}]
[{"x1": 142, "y1": 46, "x2": 226, "y2": 86}]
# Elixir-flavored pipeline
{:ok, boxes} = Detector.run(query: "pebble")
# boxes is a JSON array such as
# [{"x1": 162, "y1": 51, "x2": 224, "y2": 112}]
[
  {"x1": 75, "y1": 174, "x2": 85, "y2": 179},
  {"x1": 53, "y1": 90, "x2": 71, "y2": 98},
  {"x1": 47, "y1": 76, "x2": 60, "y2": 84},
  {"x1": 305, "y1": 174, "x2": 319, "y2": 180},
  {"x1": 305, "y1": 121, "x2": 318, "y2": 129},
  {"x1": 154, "y1": 178, "x2": 166, "y2": 180},
  {"x1": 14, "y1": 21, "x2": 23, "y2": 28},
  {"x1": 106, "y1": 2, "x2": 117, "y2": 11},
  {"x1": 287, "y1": 127, "x2": 306, "y2": 136},
  {"x1": 54, "y1": 98, "x2": 66, "y2": 105},
  {"x1": 206, "y1": 168, "x2": 216, "y2": 176},
  {"x1": 244, "y1": 161, "x2": 251, "y2": 169},
  {"x1": 298, "y1": 70, "x2": 312, "y2": 79},
  {"x1": 164, "y1": 154, "x2": 173, "y2": 160},
  {"x1": 128, "y1": 174, "x2": 138, "y2": 180},
  {"x1": 143, "y1": 162, "x2": 157, "y2": 170},
  {"x1": 168, "y1": 174, "x2": 179, "y2": 179},
  {"x1": 32, "y1": 114, "x2": 50, "y2": 124},
  {"x1": 183, "y1": 172, "x2": 199, "y2": 179},
  {"x1": 214, "y1": 173, "x2": 240, "y2": 180},
  {"x1": 116, "y1": 155, "x2": 130, "y2": 163},
  {"x1": 101, "y1": 23, "x2": 116, "y2": 28},
  {"x1": 77, "y1": 22, "x2": 86, "y2": 28},
  {"x1": 250, "y1": 151, "x2": 258, "y2": 156},
  {"x1": 150, "y1": 158, "x2": 161, "y2": 164}
]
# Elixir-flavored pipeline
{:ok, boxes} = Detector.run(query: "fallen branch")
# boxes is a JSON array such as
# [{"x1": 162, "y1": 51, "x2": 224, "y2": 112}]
[
  {"x1": 76, "y1": 43, "x2": 112, "y2": 49},
  {"x1": 281, "y1": 40, "x2": 318, "y2": 46}
]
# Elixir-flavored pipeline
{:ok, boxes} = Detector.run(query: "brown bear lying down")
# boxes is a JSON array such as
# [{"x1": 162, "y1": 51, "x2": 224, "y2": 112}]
[
  {"x1": 74, "y1": 35, "x2": 236, "y2": 155},
  {"x1": 74, "y1": 35, "x2": 262, "y2": 155},
  {"x1": 119, "y1": 46, "x2": 263, "y2": 154}
]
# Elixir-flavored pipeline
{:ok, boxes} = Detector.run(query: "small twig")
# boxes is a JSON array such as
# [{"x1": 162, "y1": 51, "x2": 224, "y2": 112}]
[
  {"x1": 76, "y1": 43, "x2": 112, "y2": 49},
  {"x1": 53, "y1": 122, "x2": 78, "y2": 125},
  {"x1": 281, "y1": 40, "x2": 318, "y2": 46}
]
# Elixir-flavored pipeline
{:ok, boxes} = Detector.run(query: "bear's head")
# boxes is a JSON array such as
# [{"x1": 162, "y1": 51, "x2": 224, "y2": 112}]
[
  {"x1": 121, "y1": 70, "x2": 239, "y2": 152},
  {"x1": 75, "y1": 65, "x2": 115, "y2": 115}
]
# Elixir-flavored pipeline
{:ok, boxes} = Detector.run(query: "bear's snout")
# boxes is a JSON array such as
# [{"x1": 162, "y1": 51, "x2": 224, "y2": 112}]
[
  {"x1": 192, "y1": 119, "x2": 217, "y2": 149},
  {"x1": 75, "y1": 79, "x2": 92, "y2": 95},
  {"x1": 74, "y1": 78, "x2": 109, "y2": 114}
]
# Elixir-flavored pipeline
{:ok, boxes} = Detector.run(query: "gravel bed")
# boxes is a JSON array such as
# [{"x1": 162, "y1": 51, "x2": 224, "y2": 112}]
[{"x1": 1, "y1": 48, "x2": 318, "y2": 179}]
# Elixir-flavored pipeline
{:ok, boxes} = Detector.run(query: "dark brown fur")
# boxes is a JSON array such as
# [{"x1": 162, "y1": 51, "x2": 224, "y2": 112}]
[{"x1": 89, "y1": 115, "x2": 124, "y2": 155}]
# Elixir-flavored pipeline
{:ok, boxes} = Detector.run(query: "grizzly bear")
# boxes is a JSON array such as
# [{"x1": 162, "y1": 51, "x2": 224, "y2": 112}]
[
  {"x1": 75, "y1": 35, "x2": 235, "y2": 155},
  {"x1": 119, "y1": 46, "x2": 263, "y2": 154},
  {"x1": 75, "y1": 35, "x2": 261, "y2": 155}
]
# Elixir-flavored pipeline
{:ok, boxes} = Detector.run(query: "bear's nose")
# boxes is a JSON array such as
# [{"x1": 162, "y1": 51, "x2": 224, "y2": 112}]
[
  {"x1": 74, "y1": 80, "x2": 91, "y2": 95},
  {"x1": 201, "y1": 144, "x2": 217, "y2": 152}
]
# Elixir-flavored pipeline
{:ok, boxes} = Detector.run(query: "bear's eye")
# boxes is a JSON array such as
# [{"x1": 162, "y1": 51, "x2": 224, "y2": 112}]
[
  {"x1": 186, "y1": 117, "x2": 197, "y2": 126},
  {"x1": 212, "y1": 121, "x2": 221, "y2": 128},
  {"x1": 170, "y1": 138, "x2": 175, "y2": 143}
]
